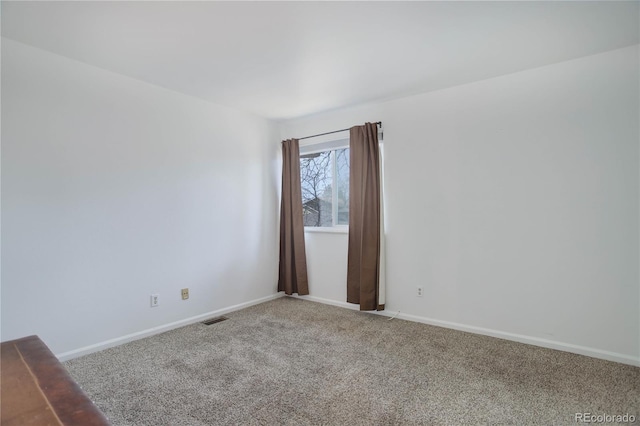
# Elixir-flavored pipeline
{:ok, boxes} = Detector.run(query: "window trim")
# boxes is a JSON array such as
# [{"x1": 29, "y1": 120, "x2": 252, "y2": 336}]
[
  {"x1": 299, "y1": 137, "x2": 349, "y2": 155},
  {"x1": 303, "y1": 226, "x2": 348, "y2": 234},
  {"x1": 299, "y1": 139, "x2": 350, "y2": 230}
]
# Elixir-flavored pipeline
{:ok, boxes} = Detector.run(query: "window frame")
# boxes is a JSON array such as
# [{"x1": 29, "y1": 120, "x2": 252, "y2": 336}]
[{"x1": 299, "y1": 140, "x2": 350, "y2": 232}]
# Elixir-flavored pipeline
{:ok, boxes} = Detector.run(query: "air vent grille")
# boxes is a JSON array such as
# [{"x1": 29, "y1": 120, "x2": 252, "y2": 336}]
[{"x1": 202, "y1": 316, "x2": 228, "y2": 325}]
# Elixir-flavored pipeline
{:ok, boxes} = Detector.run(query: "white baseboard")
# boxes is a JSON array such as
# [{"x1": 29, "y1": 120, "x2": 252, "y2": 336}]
[
  {"x1": 290, "y1": 294, "x2": 640, "y2": 367},
  {"x1": 56, "y1": 293, "x2": 286, "y2": 362},
  {"x1": 289, "y1": 294, "x2": 361, "y2": 311}
]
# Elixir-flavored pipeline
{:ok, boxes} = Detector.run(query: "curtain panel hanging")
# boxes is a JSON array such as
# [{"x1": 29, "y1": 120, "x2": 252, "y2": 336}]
[
  {"x1": 278, "y1": 139, "x2": 309, "y2": 296},
  {"x1": 347, "y1": 123, "x2": 384, "y2": 311}
]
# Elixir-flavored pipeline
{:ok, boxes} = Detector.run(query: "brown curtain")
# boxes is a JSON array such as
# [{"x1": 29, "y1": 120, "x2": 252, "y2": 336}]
[
  {"x1": 278, "y1": 139, "x2": 309, "y2": 295},
  {"x1": 347, "y1": 123, "x2": 382, "y2": 310}
]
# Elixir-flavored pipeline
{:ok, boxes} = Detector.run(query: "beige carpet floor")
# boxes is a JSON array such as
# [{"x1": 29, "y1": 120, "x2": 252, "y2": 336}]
[{"x1": 64, "y1": 297, "x2": 639, "y2": 425}]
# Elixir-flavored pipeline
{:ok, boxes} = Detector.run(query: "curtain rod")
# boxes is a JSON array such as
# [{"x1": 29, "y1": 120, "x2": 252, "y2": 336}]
[{"x1": 297, "y1": 121, "x2": 382, "y2": 141}]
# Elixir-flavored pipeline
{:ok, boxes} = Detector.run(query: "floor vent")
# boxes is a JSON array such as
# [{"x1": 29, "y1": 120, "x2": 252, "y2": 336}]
[{"x1": 202, "y1": 316, "x2": 228, "y2": 325}]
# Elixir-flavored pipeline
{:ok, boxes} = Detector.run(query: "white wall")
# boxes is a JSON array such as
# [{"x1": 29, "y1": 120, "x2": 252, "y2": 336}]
[
  {"x1": 1, "y1": 39, "x2": 280, "y2": 356},
  {"x1": 282, "y1": 45, "x2": 640, "y2": 365}
]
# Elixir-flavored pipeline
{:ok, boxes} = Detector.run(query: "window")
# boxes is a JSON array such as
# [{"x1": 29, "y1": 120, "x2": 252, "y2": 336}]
[{"x1": 300, "y1": 144, "x2": 349, "y2": 228}]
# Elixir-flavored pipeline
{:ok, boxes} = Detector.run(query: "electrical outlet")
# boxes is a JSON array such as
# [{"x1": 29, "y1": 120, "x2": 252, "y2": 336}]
[
  {"x1": 181, "y1": 288, "x2": 189, "y2": 300},
  {"x1": 150, "y1": 294, "x2": 160, "y2": 307},
  {"x1": 417, "y1": 286, "x2": 423, "y2": 297}
]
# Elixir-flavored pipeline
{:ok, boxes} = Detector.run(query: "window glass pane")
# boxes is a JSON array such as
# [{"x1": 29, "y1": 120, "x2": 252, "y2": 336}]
[
  {"x1": 300, "y1": 151, "x2": 333, "y2": 227},
  {"x1": 335, "y1": 148, "x2": 350, "y2": 225}
]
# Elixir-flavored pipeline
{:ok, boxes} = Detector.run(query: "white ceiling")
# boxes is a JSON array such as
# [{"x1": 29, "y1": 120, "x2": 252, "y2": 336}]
[{"x1": 2, "y1": 1, "x2": 638, "y2": 120}]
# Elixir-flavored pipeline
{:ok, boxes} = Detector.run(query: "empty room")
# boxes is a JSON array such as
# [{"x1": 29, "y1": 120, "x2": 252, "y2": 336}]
[{"x1": 1, "y1": 1, "x2": 638, "y2": 425}]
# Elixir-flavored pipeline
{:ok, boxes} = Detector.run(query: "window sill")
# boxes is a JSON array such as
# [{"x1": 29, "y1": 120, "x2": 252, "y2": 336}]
[{"x1": 304, "y1": 227, "x2": 348, "y2": 234}]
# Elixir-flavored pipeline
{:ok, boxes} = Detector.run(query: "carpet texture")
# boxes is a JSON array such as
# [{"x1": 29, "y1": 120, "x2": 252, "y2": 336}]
[{"x1": 64, "y1": 297, "x2": 639, "y2": 425}]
